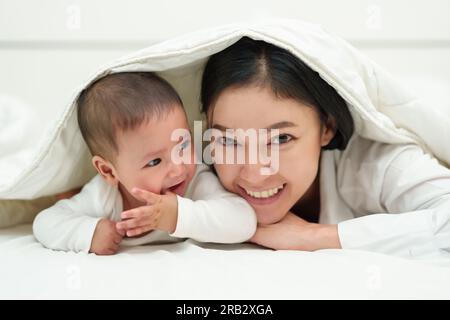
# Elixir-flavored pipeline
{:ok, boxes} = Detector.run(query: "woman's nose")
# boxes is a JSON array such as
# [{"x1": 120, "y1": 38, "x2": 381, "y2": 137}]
[{"x1": 240, "y1": 163, "x2": 269, "y2": 185}]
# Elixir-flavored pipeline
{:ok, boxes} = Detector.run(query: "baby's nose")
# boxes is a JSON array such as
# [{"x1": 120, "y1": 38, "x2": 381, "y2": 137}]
[{"x1": 168, "y1": 161, "x2": 186, "y2": 179}]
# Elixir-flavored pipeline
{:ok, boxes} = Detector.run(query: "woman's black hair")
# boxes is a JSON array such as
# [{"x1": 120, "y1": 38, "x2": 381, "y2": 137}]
[{"x1": 201, "y1": 37, "x2": 354, "y2": 150}]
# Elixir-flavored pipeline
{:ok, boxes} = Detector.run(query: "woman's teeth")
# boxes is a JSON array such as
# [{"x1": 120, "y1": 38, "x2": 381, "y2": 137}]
[{"x1": 243, "y1": 185, "x2": 284, "y2": 199}]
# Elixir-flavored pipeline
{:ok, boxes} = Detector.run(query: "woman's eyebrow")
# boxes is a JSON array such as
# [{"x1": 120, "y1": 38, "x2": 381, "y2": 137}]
[
  {"x1": 266, "y1": 121, "x2": 297, "y2": 129},
  {"x1": 212, "y1": 121, "x2": 297, "y2": 131}
]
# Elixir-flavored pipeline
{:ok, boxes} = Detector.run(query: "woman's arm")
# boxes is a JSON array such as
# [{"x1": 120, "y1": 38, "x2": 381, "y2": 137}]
[
  {"x1": 251, "y1": 143, "x2": 450, "y2": 258},
  {"x1": 250, "y1": 212, "x2": 341, "y2": 251},
  {"x1": 337, "y1": 144, "x2": 450, "y2": 258}
]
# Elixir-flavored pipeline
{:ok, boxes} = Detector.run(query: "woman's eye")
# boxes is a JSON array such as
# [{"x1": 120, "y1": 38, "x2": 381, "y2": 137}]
[
  {"x1": 271, "y1": 134, "x2": 293, "y2": 145},
  {"x1": 218, "y1": 136, "x2": 237, "y2": 146},
  {"x1": 146, "y1": 158, "x2": 161, "y2": 167}
]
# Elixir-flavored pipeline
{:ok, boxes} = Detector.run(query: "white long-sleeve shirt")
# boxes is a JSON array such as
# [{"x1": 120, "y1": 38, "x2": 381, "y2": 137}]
[
  {"x1": 33, "y1": 164, "x2": 256, "y2": 252},
  {"x1": 319, "y1": 134, "x2": 450, "y2": 259}
]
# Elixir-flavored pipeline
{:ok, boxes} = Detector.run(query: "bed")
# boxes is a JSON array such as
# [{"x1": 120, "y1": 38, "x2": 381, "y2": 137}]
[{"x1": 1, "y1": 223, "x2": 450, "y2": 299}]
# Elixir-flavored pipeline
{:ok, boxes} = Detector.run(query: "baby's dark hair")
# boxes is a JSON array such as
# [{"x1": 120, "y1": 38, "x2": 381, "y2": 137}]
[
  {"x1": 201, "y1": 37, "x2": 354, "y2": 150},
  {"x1": 77, "y1": 72, "x2": 182, "y2": 161}
]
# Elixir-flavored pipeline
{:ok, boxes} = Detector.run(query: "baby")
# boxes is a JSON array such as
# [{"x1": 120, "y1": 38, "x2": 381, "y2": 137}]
[{"x1": 33, "y1": 72, "x2": 256, "y2": 255}]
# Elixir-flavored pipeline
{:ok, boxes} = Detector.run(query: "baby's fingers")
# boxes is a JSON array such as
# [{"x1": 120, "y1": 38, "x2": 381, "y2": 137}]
[
  {"x1": 113, "y1": 232, "x2": 123, "y2": 245},
  {"x1": 116, "y1": 213, "x2": 156, "y2": 230},
  {"x1": 107, "y1": 243, "x2": 120, "y2": 255},
  {"x1": 116, "y1": 218, "x2": 140, "y2": 230},
  {"x1": 115, "y1": 224, "x2": 126, "y2": 237},
  {"x1": 125, "y1": 224, "x2": 155, "y2": 237},
  {"x1": 121, "y1": 207, "x2": 147, "y2": 220},
  {"x1": 96, "y1": 243, "x2": 119, "y2": 255}
]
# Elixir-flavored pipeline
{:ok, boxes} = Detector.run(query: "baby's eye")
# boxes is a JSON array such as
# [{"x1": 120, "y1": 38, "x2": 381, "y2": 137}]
[
  {"x1": 271, "y1": 134, "x2": 293, "y2": 145},
  {"x1": 218, "y1": 136, "x2": 237, "y2": 146},
  {"x1": 146, "y1": 158, "x2": 161, "y2": 167}
]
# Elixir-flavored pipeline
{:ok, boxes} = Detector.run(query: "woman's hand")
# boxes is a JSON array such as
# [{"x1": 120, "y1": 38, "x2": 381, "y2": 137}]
[{"x1": 250, "y1": 212, "x2": 341, "y2": 251}]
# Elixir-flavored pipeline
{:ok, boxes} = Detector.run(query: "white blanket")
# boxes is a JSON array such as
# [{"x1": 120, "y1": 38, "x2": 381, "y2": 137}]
[
  {"x1": 1, "y1": 19, "x2": 449, "y2": 206},
  {"x1": 1, "y1": 224, "x2": 450, "y2": 299}
]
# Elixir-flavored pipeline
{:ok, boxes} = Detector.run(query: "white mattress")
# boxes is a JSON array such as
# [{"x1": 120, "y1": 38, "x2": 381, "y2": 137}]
[{"x1": 1, "y1": 224, "x2": 449, "y2": 299}]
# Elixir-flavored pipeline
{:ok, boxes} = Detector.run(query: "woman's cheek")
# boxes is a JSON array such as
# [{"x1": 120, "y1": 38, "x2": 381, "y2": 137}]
[{"x1": 214, "y1": 164, "x2": 236, "y2": 191}]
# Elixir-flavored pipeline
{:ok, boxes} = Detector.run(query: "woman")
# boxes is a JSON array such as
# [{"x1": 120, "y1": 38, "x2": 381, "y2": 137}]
[{"x1": 201, "y1": 37, "x2": 450, "y2": 258}]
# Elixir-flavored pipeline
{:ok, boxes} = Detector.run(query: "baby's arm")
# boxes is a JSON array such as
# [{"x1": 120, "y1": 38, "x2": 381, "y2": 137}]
[
  {"x1": 33, "y1": 175, "x2": 122, "y2": 254},
  {"x1": 172, "y1": 167, "x2": 257, "y2": 243},
  {"x1": 118, "y1": 165, "x2": 256, "y2": 243}
]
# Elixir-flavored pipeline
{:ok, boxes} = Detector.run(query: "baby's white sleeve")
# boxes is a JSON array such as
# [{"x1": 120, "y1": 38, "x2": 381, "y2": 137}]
[
  {"x1": 32, "y1": 175, "x2": 111, "y2": 253},
  {"x1": 338, "y1": 145, "x2": 450, "y2": 259},
  {"x1": 170, "y1": 166, "x2": 256, "y2": 243}
]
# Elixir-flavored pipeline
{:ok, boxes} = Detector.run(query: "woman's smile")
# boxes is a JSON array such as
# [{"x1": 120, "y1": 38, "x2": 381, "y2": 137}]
[{"x1": 237, "y1": 183, "x2": 287, "y2": 206}]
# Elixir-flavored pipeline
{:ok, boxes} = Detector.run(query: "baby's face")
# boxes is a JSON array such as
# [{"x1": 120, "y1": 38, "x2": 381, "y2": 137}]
[{"x1": 113, "y1": 106, "x2": 196, "y2": 198}]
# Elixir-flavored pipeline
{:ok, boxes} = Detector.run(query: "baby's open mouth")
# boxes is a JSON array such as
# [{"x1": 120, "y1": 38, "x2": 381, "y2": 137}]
[{"x1": 167, "y1": 180, "x2": 185, "y2": 194}]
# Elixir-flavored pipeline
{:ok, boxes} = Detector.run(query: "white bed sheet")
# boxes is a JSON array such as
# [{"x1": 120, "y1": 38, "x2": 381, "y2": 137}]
[{"x1": 1, "y1": 224, "x2": 449, "y2": 299}]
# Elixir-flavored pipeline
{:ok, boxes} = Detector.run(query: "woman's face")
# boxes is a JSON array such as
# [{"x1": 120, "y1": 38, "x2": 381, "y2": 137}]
[{"x1": 210, "y1": 86, "x2": 335, "y2": 225}]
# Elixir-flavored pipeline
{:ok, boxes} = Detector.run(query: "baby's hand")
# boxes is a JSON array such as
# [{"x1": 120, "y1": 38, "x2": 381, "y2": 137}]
[
  {"x1": 116, "y1": 188, "x2": 178, "y2": 237},
  {"x1": 90, "y1": 218, "x2": 124, "y2": 255}
]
